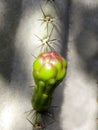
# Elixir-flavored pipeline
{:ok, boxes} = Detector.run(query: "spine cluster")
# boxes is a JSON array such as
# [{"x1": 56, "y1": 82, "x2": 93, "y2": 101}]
[{"x1": 27, "y1": 1, "x2": 67, "y2": 130}]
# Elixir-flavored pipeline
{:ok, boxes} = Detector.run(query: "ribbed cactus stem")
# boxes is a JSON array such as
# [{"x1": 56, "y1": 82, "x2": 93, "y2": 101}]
[
  {"x1": 31, "y1": 52, "x2": 67, "y2": 112},
  {"x1": 32, "y1": 84, "x2": 51, "y2": 112}
]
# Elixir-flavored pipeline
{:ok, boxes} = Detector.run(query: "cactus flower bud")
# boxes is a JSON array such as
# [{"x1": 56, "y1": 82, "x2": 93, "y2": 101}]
[{"x1": 31, "y1": 52, "x2": 67, "y2": 112}]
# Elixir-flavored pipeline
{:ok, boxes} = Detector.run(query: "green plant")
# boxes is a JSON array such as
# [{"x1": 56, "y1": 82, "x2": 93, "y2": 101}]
[
  {"x1": 32, "y1": 51, "x2": 67, "y2": 112},
  {"x1": 27, "y1": 1, "x2": 67, "y2": 129}
]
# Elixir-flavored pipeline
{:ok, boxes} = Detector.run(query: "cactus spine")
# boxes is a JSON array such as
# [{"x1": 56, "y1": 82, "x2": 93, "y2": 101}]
[{"x1": 27, "y1": 1, "x2": 67, "y2": 129}]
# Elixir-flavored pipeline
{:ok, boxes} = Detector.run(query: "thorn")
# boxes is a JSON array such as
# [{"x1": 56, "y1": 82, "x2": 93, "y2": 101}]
[{"x1": 31, "y1": 53, "x2": 37, "y2": 59}]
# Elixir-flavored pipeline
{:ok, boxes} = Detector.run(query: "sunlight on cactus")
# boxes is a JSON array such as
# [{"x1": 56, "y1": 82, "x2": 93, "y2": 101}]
[{"x1": 26, "y1": 1, "x2": 67, "y2": 129}]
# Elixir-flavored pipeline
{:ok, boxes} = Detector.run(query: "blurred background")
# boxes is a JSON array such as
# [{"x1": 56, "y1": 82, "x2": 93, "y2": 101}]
[{"x1": 0, "y1": 0, "x2": 98, "y2": 130}]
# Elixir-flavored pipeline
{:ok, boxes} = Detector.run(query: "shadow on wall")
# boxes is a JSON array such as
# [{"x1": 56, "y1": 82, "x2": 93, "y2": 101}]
[
  {"x1": 0, "y1": 0, "x2": 22, "y2": 82},
  {"x1": 59, "y1": 0, "x2": 71, "y2": 58},
  {"x1": 75, "y1": 7, "x2": 98, "y2": 80}
]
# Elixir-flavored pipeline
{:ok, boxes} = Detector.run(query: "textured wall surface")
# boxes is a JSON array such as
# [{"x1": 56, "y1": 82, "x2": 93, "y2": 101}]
[{"x1": 0, "y1": 0, "x2": 98, "y2": 130}]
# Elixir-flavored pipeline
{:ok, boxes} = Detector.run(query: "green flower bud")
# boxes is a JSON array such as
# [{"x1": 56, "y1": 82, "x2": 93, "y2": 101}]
[{"x1": 32, "y1": 52, "x2": 67, "y2": 112}]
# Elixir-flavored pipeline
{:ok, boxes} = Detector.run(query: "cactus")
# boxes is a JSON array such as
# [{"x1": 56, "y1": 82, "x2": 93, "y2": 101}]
[
  {"x1": 32, "y1": 51, "x2": 67, "y2": 112},
  {"x1": 27, "y1": 1, "x2": 67, "y2": 129}
]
